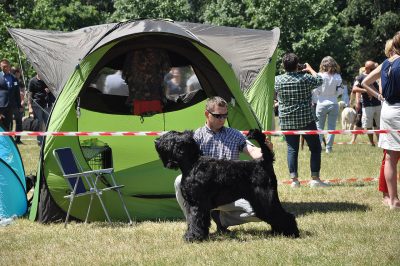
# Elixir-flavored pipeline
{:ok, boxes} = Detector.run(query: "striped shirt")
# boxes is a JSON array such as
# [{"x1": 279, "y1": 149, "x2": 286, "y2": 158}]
[
  {"x1": 193, "y1": 125, "x2": 246, "y2": 160},
  {"x1": 275, "y1": 72, "x2": 323, "y2": 129}
]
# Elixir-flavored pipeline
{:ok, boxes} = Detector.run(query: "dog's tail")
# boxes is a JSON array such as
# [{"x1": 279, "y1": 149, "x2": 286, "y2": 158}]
[{"x1": 246, "y1": 129, "x2": 275, "y2": 163}]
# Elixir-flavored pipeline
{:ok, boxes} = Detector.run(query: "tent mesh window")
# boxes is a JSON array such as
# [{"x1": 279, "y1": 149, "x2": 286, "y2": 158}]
[{"x1": 81, "y1": 145, "x2": 113, "y2": 170}]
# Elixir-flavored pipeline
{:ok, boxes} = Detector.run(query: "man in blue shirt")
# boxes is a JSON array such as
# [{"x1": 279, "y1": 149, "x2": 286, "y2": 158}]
[
  {"x1": 174, "y1": 96, "x2": 273, "y2": 232},
  {"x1": 0, "y1": 59, "x2": 22, "y2": 137}
]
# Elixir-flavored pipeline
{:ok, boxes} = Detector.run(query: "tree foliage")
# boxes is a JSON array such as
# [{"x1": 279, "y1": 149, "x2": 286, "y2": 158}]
[
  {"x1": 111, "y1": 0, "x2": 193, "y2": 22},
  {"x1": 1, "y1": 0, "x2": 399, "y2": 82}
]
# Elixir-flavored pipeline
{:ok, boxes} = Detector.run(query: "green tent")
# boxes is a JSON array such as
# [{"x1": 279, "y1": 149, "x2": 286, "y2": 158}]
[{"x1": 8, "y1": 19, "x2": 279, "y2": 223}]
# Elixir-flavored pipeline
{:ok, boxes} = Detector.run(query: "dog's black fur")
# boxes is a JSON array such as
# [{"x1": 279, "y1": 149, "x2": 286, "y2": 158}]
[{"x1": 155, "y1": 129, "x2": 299, "y2": 241}]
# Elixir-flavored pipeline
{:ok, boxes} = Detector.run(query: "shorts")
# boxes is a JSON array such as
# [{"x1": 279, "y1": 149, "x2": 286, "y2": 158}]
[{"x1": 362, "y1": 105, "x2": 381, "y2": 128}]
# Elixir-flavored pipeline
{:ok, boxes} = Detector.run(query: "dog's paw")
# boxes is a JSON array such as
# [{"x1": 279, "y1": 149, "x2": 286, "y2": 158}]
[{"x1": 184, "y1": 231, "x2": 207, "y2": 242}]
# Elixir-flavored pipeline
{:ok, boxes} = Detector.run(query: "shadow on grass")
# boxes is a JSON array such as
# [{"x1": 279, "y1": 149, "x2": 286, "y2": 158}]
[
  {"x1": 283, "y1": 201, "x2": 370, "y2": 216},
  {"x1": 209, "y1": 228, "x2": 309, "y2": 241}
]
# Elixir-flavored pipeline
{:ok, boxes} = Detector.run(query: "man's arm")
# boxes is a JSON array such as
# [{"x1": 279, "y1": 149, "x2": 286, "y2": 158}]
[
  {"x1": 243, "y1": 144, "x2": 262, "y2": 159},
  {"x1": 352, "y1": 77, "x2": 369, "y2": 94},
  {"x1": 243, "y1": 139, "x2": 274, "y2": 159},
  {"x1": 27, "y1": 80, "x2": 34, "y2": 115},
  {"x1": 304, "y1": 63, "x2": 318, "y2": 77},
  {"x1": 303, "y1": 63, "x2": 323, "y2": 87},
  {"x1": 13, "y1": 77, "x2": 22, "y2": 109},
  {"x1": 351, "y1": 84, "x2": 366, "y2": 94}
]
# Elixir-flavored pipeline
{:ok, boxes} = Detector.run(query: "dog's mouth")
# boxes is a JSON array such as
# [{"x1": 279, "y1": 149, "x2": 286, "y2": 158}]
[{"x1": 165, "y1": 160, "x2": 179, "y2": 169}]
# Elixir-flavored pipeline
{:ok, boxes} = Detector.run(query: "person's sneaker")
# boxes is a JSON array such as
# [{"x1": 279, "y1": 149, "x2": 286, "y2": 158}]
[
  {"x1": 290, "y1": 180, "x2": 300, "y2": 188},
  {"x1": 325, "y1": 148, "x2": 332, "y2": 154},
  {"x1": 210, "y1": 210, "x2": 230, "y2": 233},
  {"x1": 309, "y1": 179, "x2": 330, "y2": 188}
]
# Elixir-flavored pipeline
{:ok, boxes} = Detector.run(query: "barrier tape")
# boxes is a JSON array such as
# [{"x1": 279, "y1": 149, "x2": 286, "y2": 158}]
[
  {"x1": 0, "y1": 129, "x2": 399, "y2": 137},
  {"x1": 280, "y1": 177, "x2": 377, "y2": 186},
  {"x1": 333, "y1": 142, "x2": 371, "y2": 145}
]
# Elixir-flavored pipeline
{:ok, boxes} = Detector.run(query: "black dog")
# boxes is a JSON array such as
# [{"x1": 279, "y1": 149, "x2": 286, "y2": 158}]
[{"x1": 155, "y1": 129, "x2": 299, "y2": 241}]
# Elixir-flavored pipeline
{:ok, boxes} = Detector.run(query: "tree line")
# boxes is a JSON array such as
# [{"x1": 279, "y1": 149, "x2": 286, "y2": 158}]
[{"x1": 1, "y1": 0, "x2": 399, "y2": 83}]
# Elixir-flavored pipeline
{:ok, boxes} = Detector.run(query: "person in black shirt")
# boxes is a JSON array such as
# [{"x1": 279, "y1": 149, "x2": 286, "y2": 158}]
[
  {"x1": 28, "y1": 74, "x2": 54, "y2": 146},
  {"x1": 352, "y1": 61, "x2": 382, "y2": 146},
  {"x1": 0, "y1": 59, "x2": 22, "y2": 140}
]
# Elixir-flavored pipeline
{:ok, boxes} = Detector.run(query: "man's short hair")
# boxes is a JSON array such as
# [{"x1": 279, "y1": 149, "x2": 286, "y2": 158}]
[
  {"x1": 0, "y1": 58, "x2": 10, "y2": 65},
  {"x1": 206, "y1": 96, "x2": 227, "y2": 111},
  {"x1": 364, "y1": 60, "x2": 376, "y2": 73},
  {"x1": 282, "y1": 53, "x2": 299, "y2": 72}
]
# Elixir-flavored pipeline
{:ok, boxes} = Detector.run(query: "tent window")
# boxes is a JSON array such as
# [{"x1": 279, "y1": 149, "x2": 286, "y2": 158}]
[
  {"x1": 165, "y1": 66, "x2": 202, "y2": 101},
  {"x1": 80, "y1": 63, "x2": 205, "y2": 115}
]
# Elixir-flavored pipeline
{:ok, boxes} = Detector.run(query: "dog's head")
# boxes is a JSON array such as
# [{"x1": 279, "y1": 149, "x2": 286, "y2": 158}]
[{"x1": 155, "y1": 130, "x2": 200, "y2": 170}]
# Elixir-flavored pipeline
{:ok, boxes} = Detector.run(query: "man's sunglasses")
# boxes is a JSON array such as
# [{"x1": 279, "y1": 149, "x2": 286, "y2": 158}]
[{"x1": 207, "y1": 110, "x2": 228, "y2": 119}]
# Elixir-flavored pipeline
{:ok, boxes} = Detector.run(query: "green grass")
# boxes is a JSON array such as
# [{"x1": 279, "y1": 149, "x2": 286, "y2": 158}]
[{"x1": 1, "y1": 130, "x2": 400, "y2": 265}]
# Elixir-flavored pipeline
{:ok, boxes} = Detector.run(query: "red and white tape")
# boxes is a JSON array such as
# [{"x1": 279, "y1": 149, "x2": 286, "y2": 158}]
[
  {"x1": 0, "y1": 129, "x2": 399, "y2": 137},
  {"x1": 0, "y1": 131, "x2": 167, "y2": 137}
]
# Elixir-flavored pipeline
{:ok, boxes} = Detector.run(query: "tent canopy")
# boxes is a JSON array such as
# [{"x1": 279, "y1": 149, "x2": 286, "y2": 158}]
[{"x1": 9, "y1": 19, "x2": 279, "y2": 97}]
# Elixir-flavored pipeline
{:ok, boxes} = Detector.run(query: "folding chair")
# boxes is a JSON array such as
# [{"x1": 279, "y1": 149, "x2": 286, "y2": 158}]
[{"x1": 53, "y1": 147, "x2": 133, "y2": 227}]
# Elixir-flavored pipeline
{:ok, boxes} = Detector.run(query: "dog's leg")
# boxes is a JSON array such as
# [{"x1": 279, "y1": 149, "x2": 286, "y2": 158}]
[
  {"x1": 248, "y1": 188, "x2": 299, "y2": 238},
  {"x1": 184, "y1": 204, "x2": 211, "y2": 242},
  {"x1": 341, "y1": 112, "x2": 346, "y2": 130}
]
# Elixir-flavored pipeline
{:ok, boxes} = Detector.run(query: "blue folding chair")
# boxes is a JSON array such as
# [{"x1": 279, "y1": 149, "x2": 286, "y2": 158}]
[{"x1": 53, "y1": 147, "x2": 132, "y2": 227}]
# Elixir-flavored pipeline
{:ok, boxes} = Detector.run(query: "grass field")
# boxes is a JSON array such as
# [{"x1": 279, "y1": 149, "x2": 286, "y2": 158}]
[{"x1": 1, "y1": 131, "x2": 400, "y2": 265}]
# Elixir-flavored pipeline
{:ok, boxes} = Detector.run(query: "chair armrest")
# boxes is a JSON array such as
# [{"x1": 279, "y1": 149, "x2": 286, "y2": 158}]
[
  {"x1": 82, "y1": 168, "x2": 114, "y2": 175},
  {"x1": 63, "y1": 168, "x2": 113, "y2": 179},
  {"x1": 63, "y1": 173, "x2": 86, "y2": 179}
]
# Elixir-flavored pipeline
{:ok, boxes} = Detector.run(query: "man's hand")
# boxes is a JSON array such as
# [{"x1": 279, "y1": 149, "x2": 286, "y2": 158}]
[{"x1": 303, "y1": 63, "x2": 318, "y2": 76}]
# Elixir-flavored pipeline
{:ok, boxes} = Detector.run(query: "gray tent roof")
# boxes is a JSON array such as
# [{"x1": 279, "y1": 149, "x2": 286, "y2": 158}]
[{"x1": 8, "y1": 19, "x2": 280, "y2": 97}]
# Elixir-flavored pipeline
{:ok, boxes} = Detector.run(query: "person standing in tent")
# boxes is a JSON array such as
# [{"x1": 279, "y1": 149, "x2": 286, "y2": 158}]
[
  {"x1": 0, "y1": 59, "x2": 22, "y2": 137},
  {"x1": 275, "y1": 53, "x2": 328, "y2": 188},
  {"x1": 28, "y1": 73, "x2": 55, "y2": 146},
  {"x1": 122, "y1": 48, "x2": 170, "y2": 116},
  {"x1": 174, "y1": 96, "x2": 274, "y2": 233}
]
